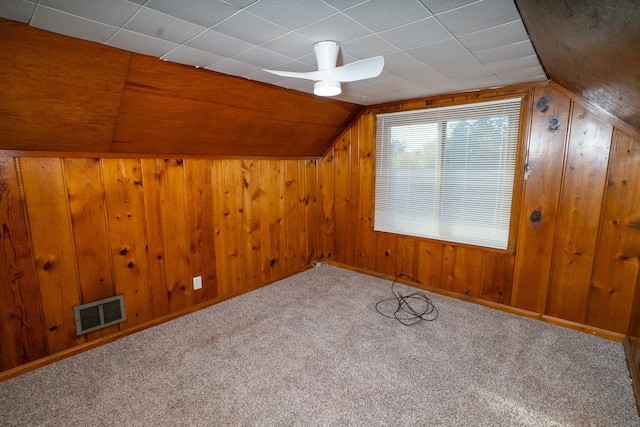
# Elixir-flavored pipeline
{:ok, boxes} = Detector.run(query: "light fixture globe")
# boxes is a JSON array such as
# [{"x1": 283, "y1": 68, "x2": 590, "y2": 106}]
[{"x1": 314, "y1": 80, "x2": 341, "y2": 97}]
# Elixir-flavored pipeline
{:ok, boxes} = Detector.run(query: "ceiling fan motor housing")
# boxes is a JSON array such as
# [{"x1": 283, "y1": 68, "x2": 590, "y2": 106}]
[{"x1": 314, "y1": 41, "x2": 340, "y2": 71}]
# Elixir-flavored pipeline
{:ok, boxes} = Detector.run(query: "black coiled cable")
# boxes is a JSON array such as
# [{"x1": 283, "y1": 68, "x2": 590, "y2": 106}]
[{"x1": 375, "y1": 264, "x2": 438, "y2": 326}]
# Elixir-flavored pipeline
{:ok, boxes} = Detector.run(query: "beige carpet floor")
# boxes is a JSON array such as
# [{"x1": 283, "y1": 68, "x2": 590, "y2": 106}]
[{"x1": 1, "y1": 264, "x2": 638, "y2": 426}]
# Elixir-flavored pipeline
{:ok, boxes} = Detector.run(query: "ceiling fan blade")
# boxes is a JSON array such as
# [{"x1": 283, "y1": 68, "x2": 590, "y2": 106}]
[
  {"x1": 264, "y1": 56, "x2": 384, "y2": 83},
  {"x1": 328, "y1": 56, "x2": 384, "y2": 82},
  {"x1": 263, "y1": 68, "x2": 327, "y2": 81}
]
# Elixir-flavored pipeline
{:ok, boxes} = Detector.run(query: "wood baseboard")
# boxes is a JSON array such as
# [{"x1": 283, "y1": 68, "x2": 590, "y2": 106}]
[
  {"x1": 624, "y1": 337, "x2": 640, "y2": 417},
  {"x1": 328, "y1": 261, "x2": 625, "y2": 342},
  {"x1": 0, "y1": 266, "x2": 311, "y2": 382}
]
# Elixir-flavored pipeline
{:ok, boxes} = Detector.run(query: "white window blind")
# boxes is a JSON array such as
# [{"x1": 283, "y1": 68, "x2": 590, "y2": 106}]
[{"x1": 374, "y1": 98, "x2": 522, "y2": 250}]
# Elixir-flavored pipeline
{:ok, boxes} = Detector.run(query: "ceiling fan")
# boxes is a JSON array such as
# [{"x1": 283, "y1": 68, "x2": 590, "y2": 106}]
[{"x1": 263, "y1": 41, "x2": 384, "y2": 97}]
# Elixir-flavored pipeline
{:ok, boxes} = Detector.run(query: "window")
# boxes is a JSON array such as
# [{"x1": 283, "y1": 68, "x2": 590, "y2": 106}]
[{"x1": 374, "y1": 98, "x2": 523, "y2": 250}]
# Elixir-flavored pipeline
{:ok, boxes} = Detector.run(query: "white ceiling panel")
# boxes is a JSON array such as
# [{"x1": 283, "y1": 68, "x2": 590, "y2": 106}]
[
  {"x1": 436, "y1": 0, "x2": 522, "y2": 36},
  {"x1": 379, "y1": 17, "x2": 451, "y2": 51},
  {"x1": 459, "y1": 20, "x2": 530, "y2": 52},
  {"x1": 322, "y1": 0, "x2": 367, "y2": 10},
  {"x1": 428, "y1": 54, "x2": 483, "y2": 73},
  {"x1": 0, "y1": 0, "x2": 36, "y2": 23},
  {"x1": 205, "y1": 57, "x2": 261, "y2": 75},
  {"x1": 260, "y1": 32, "x2": 318, "y2": 58},
  {"x1": 38, "y1": 0, "x2": 141, "y2": 27},
  {"x1": 31, "y1": 6, "x2": 118, "y2": 43},
  {"x1": 185, "y1": 29, "x2": 253, "y2": 57},
  {"x1": 232, "y1": 45, "x2": 291, "y2": 68},
  {"x1": 407, "y1": 38, "x2": 467, "y2": 64},
  {"x1": 210, "y1": 10, "x2": 287, "y2": 44},
  {"x1": 295, "y1": 12, "x2": 371, "y2": 43},
  {"x1": 246, "y1": 0, "x2": 336, "y2": 30},
  {"x1": 485, "y1": 55, "x2": 544, "y2": 74},
  {"x1": 160, "y1": 45, "x2": 225, "y2": 67},
  {"x1": 145, "y1": 0, "x2": 239, "y2": 27},
  {"x1": 124, "y1": 7, "x2": 206, "y2": 44},
  {"x1": 0, "y1": 0, "x2": 548, "y2": 105},
  {"x1": 340, "y1": 35, "x2": 399, "y2": 60},
  {"x1": 107, "y1": 28, "x2": 178, "y2": 56},
  {"x1": 417, "y1": 0, "x2": 478, "y2": 15},
  {"x1": 342, "y1": 0, "x2": 432, "y2": 32},
  {"x1": 382, "y1": 52, "x2": 426, "y2": 71},
  {"x1": 474, "y1": 40, "x2": 537, "y2": 65}
]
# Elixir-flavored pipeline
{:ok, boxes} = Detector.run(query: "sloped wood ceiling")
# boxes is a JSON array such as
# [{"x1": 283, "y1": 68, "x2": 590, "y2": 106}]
[
  {"x1": 0, "y1": 19, "x2": 362, "y2": 158},
  {"x1": 516, "y1": 0, "x2": 640, "y2": 135}
]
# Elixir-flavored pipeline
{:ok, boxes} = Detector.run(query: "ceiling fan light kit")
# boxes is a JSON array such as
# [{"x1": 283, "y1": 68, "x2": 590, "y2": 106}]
[
  {"x1": 264, "y1": 41, "x2": 384, "y2": 97},
  {"x1": 314, "y1": 80, "x2": 341, "y2": 96}
]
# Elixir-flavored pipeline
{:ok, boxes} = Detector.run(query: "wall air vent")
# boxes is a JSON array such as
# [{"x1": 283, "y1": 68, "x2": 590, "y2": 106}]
[{"x1": 73, "y1": 295, "x2": 126, "y2": 335}]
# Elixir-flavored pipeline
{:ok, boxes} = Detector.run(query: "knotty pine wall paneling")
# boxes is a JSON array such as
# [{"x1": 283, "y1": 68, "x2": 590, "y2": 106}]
[
  {"x1": 102, "y1": 159, "x2": 155, "y2": 327},
  {"x1": 319, "y1": 84, "x2": 640, "y2": 336},
  {"x1": 0, "y1": 157, "x2": 321, "y2": 375},
  {"x1": 511, "y1": 85, "x2": 571, "y2": 313},
  {"x1": 19, "y1": 158, "x2": 85, "y2": 354},
  {"x1": 184, "y1": 159, "x2": 218, "y2": 304},
  {"x1": 65, "y1": 158, "x2": 118, "y2": 341},
  {"x1": 590, "y1": 131, "x2": 640, "y2": 333},
  {"x1": 545, "y1": 106, "x2": 613, "y2": 323},
  {"x1": 0, "y1": 158, "x2": 48, "y2": 371}
]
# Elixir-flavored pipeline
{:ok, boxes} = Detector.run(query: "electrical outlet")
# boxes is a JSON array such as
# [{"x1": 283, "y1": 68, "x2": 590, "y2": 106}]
[{"x1": 193, "y1": 276, "x2": 202, "y2": 290}]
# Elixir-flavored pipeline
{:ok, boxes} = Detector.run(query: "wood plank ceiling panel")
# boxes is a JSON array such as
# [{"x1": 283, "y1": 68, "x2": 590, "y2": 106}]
[
  {"x1": 516, "y1": 0, "x2": 640, "y2": 135},
  {"x1": 112, "y1": 55, "x2": 362, "y2": 158}
]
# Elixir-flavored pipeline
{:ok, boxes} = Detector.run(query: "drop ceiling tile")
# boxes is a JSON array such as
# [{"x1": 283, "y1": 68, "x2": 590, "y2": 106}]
[
  {"x1": 435, "y1": 0, "x2": 521, "y2": 37},
  {"x1": 427, "y1": 54, "x2": 482, "y2": 72},
  {"x1": 379, "y1": 17, "x2": 451, "y2": 50},
  {"x1": 265, "y1": 59, "x2": 315, "y2": 73},
  {"x1": 443, "y1": 64, "x2": 492, "y2": 79},
  {"x1": 340, "y1": 35, "x2": 399, "y2": 60},
  {"x1": 260, "y1": 32, "x2": 317, "y2": 59},
  {"x1": 205, "y1": 58, "x2": 261, "y2": 76},
  {"x1": 392, "y1": 65, "x2": 443, "y2": 85},
  {"x1": 232, "y1": 46, "x2": 291, "y2": 68},
  {"x1": 454, "y1": 74, "x2": 503, "y2": 89},
  {"x1": 38, "y1": 0, "x2": 140, "y2": 27},
  {"x1": 474, "y1": 40, "x2": 536, "y2": 65},
  {"x1": 107, "y1": 28, "x2": 178, "y2": 56},
  {"x1": 422, "y1": 80, "x2": 465, "y2": 94},
  {"x1": 485, "y1": 54, "x2": 544, "y2": 73},
  {"x1": 418, "y1": 0, "x2": 477, "y2": 14},
  {"x1": 246, "y1": 0, "x2": 336, "y2": 30},
  {"x1": 372, "y1": 73, "x2": 415, "y2": 90},
  {"x1": 145, "y1": 0, "x2": 239, "y2": 27},
  {"x1": 322, "y1": 0, "x2": 368, "y2": 10},
  {"x1": 407, "y1": 38, "x2": 466, "y2": 63},
  {"x1": 0, "y1": 0, "x2": 37, "y2": 23},
  {"x1": 160, "y1": 45, "x2": 224, "y2": 67},
  {"x1": 459, "y1": 20, "x2": 529, "y2": 52},
  {"x1": 496, "y1": 68, "x2": 547, "y2": 85},
  {"x1": 31, "y1": 6, "x2": 118, "y2": 43},
  {"x1": 223, "y1": 0, "x2": 258, "y2": 7},
  {"x1": 276, "y1": 77, "x2": 314, "y2": 93},
  {"x1": 211, "y1": 10, "x2": 287, "y2": 44},
  {"x1": 186, "y1": 29, "x2": 253, "y2": 57},
  {"x1": 383, "y1": 51, "x2": 424, "y2": 71},
  {"x1": 343, "y1": 0, "x2": 431, "y2": 32},
  {"x1": 296, "y1": 11, "x2": 372, "y2": 43},
  {"x1": 124, "y1": 7, "x2": 206, "y2": 44}
]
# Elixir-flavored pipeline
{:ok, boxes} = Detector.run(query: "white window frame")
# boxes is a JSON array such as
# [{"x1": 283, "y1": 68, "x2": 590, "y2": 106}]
[{"x1": 374, "y1": 97, "x2": 523, "y2": 250}]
